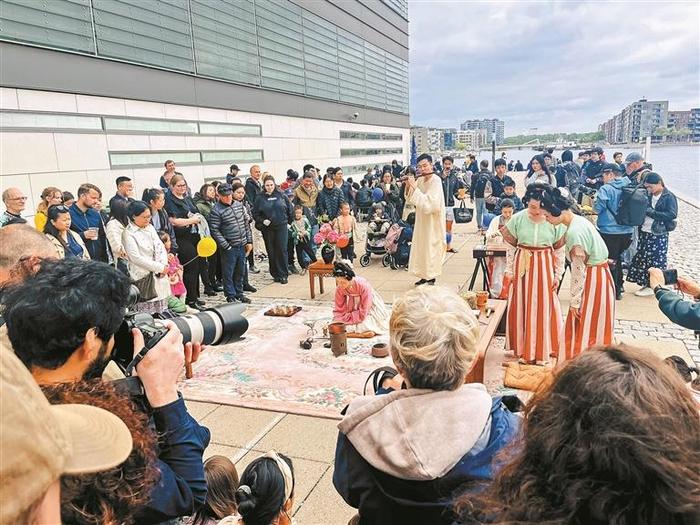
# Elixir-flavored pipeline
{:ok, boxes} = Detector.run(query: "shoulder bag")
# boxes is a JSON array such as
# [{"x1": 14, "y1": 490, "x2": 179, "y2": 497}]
[{"x1": 453, "y1": 201, "x2": 473, "y2": 224}]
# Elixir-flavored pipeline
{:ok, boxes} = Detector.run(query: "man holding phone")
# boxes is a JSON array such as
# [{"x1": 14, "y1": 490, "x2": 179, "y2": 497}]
[{"x1": 649, "y1": 268, "x2": 700, "y2": 330}]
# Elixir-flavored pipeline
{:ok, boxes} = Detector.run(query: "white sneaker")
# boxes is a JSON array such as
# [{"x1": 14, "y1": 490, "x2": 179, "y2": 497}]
[{"x1": 634, "y1": 286, "x2": 654, "y2": 297}]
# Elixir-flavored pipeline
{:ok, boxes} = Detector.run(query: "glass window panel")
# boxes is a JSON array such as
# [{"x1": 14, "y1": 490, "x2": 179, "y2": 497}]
[
  {"x1": 201, "y1": 150, "x2": 264, "y2": 162},
  {"x1": 0, "y1": 111, "x2": 102, "y2": 130},
  {"x1": 341, "y1": 148, "x2": 403, "y2": 157},
  {"x1": 92, "y1": 0, "x2": 194, "y2": 73},
  {"x1": 104, "y1": 117, "x2": 198, "y2": 134},
  {"x1": 0, "y1": 0, "x2": 95, "y2": 53},
  {"x1": 110, "y1": 151, "x2": 200, "y2": 167},
  {"x1": 199, "y1": 122, "x2": 262, "y2": 136}
]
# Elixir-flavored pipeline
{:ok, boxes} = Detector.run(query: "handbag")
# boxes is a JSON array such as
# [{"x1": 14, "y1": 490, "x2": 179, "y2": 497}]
[
  {"x1": 132, "y1": 272, "x2": 157, "y2": 301},
  {"x1": 503, "y1": 362, "x2": 554, "y2": 392},
  {"x1": 454, "y1": 202, "x2": 473, "y2": 224}
]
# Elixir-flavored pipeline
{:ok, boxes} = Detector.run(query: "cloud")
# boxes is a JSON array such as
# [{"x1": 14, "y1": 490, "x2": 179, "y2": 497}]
[{"x1": 408, "y1": 0, "x2": 700, "y2": 135}]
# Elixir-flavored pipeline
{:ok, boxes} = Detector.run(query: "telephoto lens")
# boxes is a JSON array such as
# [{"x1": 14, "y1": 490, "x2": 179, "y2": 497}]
[{"x1": 171, "y1": 303, "x2": 249, "y2": 346}]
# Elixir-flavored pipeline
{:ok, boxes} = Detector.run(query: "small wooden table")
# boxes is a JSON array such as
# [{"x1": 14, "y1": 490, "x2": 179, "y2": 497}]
[
  {"x1": 465, "y1": 299, "x2": 507, "y2": 384},
  {"x1": 308, "y1": 261, "x2": 335, "y2": 299}
]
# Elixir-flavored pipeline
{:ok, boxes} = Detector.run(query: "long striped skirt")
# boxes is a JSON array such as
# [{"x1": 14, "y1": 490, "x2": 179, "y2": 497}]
[
  {"x1": 506, "y1": 246, "x2": 563, "y2": 362},
  {"x1": 562, "y1": 263, "x2": 615, "y2": 361}
]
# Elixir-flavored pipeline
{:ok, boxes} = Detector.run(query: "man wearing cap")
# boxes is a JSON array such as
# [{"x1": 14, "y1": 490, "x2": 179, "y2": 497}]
[
  {"x1": 209, "y1": 183, "x2": 253, "y2": 304},
  {"x1": 227, "y1": 164, "x2": 240, "y2": 185},
  {"x1": 0, "y1": 347, "x2": 132, "y2": 525},
  {"x1": 4, "y1": 258, "x2": 211, "y2": 523},
  {"x1": 594, "y1": 164, "x2": 635, "y2": 300},
  {"x1": 625, "y1": 152, "x2": 652, "y2": 185}
]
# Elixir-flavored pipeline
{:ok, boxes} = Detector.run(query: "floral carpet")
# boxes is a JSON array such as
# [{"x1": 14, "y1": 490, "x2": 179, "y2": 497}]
[{"x1": 179, "y1": 304, "x2": 392, "y2": 419}]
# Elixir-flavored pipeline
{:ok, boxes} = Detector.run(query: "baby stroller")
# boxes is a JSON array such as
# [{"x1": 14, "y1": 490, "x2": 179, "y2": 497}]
[{"x1": 359, "y1": 205, "x2": 392, "y2": 267}]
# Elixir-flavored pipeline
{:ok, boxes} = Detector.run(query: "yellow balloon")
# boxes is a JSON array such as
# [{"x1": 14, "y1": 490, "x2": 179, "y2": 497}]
[{"x1": 197, "y1": 236, "x2": 217, "y2": 257}]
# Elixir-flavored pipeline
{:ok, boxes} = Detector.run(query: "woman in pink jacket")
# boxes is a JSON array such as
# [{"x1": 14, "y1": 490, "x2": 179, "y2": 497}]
[{"x1": 332, "y1": 260, "x2": 390, "y2": 337}]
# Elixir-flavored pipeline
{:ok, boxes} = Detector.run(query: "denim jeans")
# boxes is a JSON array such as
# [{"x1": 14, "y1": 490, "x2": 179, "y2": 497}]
[
  {"x1": 474, "y1": 197, "x2": 486, "y2": 229},
  {"x1": 222, "y1": 245, "x2": 246, "y2": 299}
]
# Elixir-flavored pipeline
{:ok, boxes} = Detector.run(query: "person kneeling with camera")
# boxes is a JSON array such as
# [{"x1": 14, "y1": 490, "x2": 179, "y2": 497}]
[{"x1": 3, "y1": 258, "x2": 211, "y2": 524}]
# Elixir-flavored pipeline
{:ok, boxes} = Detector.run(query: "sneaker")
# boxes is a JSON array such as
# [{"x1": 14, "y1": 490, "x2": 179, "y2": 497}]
[
  {"x1": 615, "y1": 290, "x2": 623, "y2": 301},
  {"x1": 213, "y1": 283, "x2": 224, "y2": 292},
  {"x1": 236, "y1": 295, "x2": 252, "y2": 304},
  {"x1": 226, "y1": 296, "x2": 238, "y2": 303},
  {"x1": 634, "y1": 286, "x2": 654, "y2": 297},
  {"x1": 414, "y1": 279, "x2": 427, "y2": 286},
  {"x1": 195, "y1": 299, "x2": 206, "y2": 306},
  {"x1": 204, "y1": 287, "x2": 217, "y2": 296},
  {"x1": 288, "y1": 265, "x2": 299, "y2": 275},
  {"x1": 243, "y1": 283, "x2": 257, "y2": 293},
  {"x1": 249, "y1": 266, "x2": 261, "y2": 274},
  {"x1": 280, "y1": 278, "x2": 288, "y2": 284}
]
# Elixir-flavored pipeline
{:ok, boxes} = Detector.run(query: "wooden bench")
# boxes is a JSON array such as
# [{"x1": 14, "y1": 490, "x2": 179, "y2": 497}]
[
  {"x1": 465, "y1": 299, "x2": 507, "y2": 384},
  {"x1": 308, "y1": 261, "x2": 335, "y2": 299}
]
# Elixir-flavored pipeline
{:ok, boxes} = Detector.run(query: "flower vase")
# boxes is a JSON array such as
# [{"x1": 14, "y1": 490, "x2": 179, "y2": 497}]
[{"x1": 321, "y1": 245, "x2": 335, "y2": 264}]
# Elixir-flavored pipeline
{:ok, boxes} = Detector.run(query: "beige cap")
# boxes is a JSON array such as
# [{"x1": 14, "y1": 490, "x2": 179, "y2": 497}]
[{"x1": 0, "y1": 348, "x2": 133, "y2": 524}]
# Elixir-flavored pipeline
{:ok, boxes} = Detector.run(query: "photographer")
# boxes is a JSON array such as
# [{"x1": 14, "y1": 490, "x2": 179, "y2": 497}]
[
  {"x1": 3, "y1": 258, "x2": 210, "y2": 524},
  {"x1": 649, "y1": 268, "x2": 700, "y2": 331}
]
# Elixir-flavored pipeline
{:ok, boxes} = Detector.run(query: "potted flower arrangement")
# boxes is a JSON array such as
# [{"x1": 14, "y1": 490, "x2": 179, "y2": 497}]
[{"x1": 314, "y1": 223, "x2": 339, "y2": 263}]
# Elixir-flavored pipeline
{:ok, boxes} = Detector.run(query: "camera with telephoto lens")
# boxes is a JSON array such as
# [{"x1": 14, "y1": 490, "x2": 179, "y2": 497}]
[{"x1": 111, "y1": 286, "x2": 249, "y2": 401}]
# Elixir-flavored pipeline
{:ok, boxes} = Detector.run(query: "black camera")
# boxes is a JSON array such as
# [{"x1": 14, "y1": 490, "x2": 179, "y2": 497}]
[{"x1": 111, "y1": 286, "x2": 249, "y2": 395}]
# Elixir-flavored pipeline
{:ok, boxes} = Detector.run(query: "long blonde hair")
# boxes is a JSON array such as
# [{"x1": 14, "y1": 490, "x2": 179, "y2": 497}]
[{"x1": 36, "y1": 186, "x2": 62, "y2": 214}]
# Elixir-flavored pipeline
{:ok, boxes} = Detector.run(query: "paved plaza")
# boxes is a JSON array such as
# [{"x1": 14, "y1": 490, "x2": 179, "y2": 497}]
[{"x1": 186, "y1": 204, "x2": 699, "y2": 525}]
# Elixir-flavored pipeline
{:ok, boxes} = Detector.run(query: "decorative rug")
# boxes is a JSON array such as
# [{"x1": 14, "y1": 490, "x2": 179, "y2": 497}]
[{"x1": 179, "y1": 304, "x2": 392, "y2": 419}]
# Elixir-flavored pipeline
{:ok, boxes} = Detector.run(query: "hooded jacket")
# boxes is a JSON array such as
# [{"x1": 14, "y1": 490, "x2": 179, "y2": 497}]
[
  {"x1": 333, "y1": 384, "x2": 520, "y2": 525},
  {"x1": 594, "y1": 176, "x2": 635, "y2": 235},
  {"x1": 316, "y1": 186, "x2": 346, "y2": 220}
]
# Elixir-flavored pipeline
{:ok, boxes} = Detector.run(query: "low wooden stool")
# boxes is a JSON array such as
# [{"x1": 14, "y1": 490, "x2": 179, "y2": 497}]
[{"x1": 308, "y1": 261, "x2": 335, "y2": 299}]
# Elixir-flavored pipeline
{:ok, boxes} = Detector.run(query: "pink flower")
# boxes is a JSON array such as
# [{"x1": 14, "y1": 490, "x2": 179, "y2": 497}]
[
  {"x1": 327, "y1": 231, "x2": 339, "y2": 243},
  {"x1": 313, "y1": 232, "x2": 323, "y2": 244},
  {"x1": 320, "y1": 223, "x2": 332, "y2": 234}
]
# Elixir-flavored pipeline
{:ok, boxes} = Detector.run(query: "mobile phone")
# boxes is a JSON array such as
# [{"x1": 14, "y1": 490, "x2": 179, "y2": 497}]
[{"x1": 663, "y1": 269, "x2": 678, "y2": 286}]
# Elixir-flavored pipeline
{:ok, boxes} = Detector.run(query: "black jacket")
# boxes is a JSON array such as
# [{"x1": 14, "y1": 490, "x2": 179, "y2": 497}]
[
  {"x1": 470, "y1": 170, "x2": 491, "y2": 199},
  {"x1": 164, "y1": 192, "x2": 199, "y2": 236},
  {"x1": 440, "y1": 169, "x2": 465, "y2": 207},
  {"x1": 644, "y1": 187, "x2": 678, "y2": 235},
  {"x1": 316, "y1": 186, "x2": 346, "y2": 220},
  {"x1": 254, "y1": 190, "x2": 293, "y2": 229},
  {"x1": 151, "y1": 208, "x2": 178, "y2": 253},
  {"x1": 209, "y1": 201, "x2": 253, "y2": 250},
  {"x1": 245, "y1": 177, "x2": 263, "y2": 207}
]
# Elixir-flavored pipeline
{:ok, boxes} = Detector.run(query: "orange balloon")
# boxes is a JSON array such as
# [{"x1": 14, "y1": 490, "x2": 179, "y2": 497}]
[{"x1": 336, "y1": 234, "x2": 349, "y2": 248}]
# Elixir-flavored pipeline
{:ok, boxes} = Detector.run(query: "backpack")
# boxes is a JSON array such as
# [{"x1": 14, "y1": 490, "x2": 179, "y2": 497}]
[
  {"x1": 611, "y1": 184, "x2": 648, "y2": 226},
  {"x1": 473, "y1": 173, "x2": 489, "y2": 196}
]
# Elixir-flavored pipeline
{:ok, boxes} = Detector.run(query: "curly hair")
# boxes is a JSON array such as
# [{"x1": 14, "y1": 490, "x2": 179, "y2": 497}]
[
  {"x1": 455, "y1": 345, "x2": 700, "y2": 525},
  {"x1": 41, "y1": 380, "x2": 160, "y2": 525}
]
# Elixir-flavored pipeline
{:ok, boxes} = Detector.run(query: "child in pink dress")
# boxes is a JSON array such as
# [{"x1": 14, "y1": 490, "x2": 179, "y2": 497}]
[{"x1": 159, "y1": 231, "x2": 187, "y2": 300}]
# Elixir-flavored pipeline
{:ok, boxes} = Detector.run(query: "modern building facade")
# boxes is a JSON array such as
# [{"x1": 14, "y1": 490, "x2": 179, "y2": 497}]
[
  {"x1": 599, "y1": 99, "x2": 669, "y2": 144},
  {"x1": 691, "y1": 108, "x2": 700, "y2": 143},
  {"x1": 454, "y1": 129, "x2": 488, "y2": 151},
  {"x1": 0, "y1": 0, "x2": 409, "y2": 217},
  {"x1": 459, "y1": 118, "x2": 504, "y2": 145},
  {"x1": 410, "y1": 126, "x2": 429, "y2": 153}
]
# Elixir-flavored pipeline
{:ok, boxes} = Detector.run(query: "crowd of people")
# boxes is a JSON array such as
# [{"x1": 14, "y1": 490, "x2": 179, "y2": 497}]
[{"x1": 0, "y1": 146, "x2": 698, "y2": 525}]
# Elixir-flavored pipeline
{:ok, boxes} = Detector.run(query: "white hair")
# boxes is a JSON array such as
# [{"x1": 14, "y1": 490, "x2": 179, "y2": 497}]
[{"x1": 389, "y1": 286, "x2": 479, "y2": 391}]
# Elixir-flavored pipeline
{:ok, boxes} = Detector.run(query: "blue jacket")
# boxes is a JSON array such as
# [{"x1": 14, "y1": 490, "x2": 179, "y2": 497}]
[
  {"x1": 593, "y1": 177, "x2": 635, "y2": 235},
  {"x1": 645, "y1": 187, "x2": 678, "y2": 235},
  {"x1": 316, "y1": 186, "x2": 346, "y2": 220},
  {"x1": 69, "y1": 203, "x2": 109, "y2": 262},
  {"x1": 655, "y1": 288, "x2": 700, "y2": 330},
  {"x1": 333, "y1": 386, "x2": 520, "y2": 525},
  {"x1": 253, "y1": 190, "x2": 293, "y2": 229},
  {"x1": 135, "y1": 397, "x2": 211, "y2": 524}
]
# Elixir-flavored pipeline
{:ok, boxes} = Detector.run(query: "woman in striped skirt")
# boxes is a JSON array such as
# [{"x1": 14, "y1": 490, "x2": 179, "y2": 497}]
[
  {"x1": 501, "y1": 184, "x2": 566, "y2": 364},
  {"x1": 540, "y1": 186, "x2": 615, "y2": 360}
]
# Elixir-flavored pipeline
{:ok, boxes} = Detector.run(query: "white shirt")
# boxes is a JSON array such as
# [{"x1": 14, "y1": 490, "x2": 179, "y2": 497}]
[{"x1": 641, "y1": 193, "x2": 660, "y2": 233}]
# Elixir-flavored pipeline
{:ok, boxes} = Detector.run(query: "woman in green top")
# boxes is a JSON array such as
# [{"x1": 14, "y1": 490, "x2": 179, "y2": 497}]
[
  {"x1": 501, "y1": 183, "x2": 566, "y2": 364},
  {"x1": 540, "y1": 186, "x2": 615, "y2": 361}
]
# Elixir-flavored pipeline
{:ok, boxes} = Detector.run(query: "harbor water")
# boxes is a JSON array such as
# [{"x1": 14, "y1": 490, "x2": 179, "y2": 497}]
[{"x1": 475, "y1": 144, "x2": 700, "y2": 207}]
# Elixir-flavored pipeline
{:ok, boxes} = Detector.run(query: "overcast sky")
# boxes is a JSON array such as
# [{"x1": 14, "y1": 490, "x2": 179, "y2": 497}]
[{"x1": 408, "y1": 0, "x2": 700, "y2": 135}]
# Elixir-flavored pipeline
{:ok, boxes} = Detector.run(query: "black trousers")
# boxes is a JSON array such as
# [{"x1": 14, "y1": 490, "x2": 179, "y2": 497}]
[
  {"x1": 287, "y1": 234, "x2": 296, "y2": 266},
  {"x1": 198, "y1": 252, "x2": 220, "y2": 288},
  {"x1": 295, "y1": 239, "x2": 317, "y2": 268},
  {"x1": 175, "y1": 230, "x2": 200, "y2": 302},
  {"x1": 599, "y1": 231, "x2": 632, "y2": 295},
  {"x1": 262, "y1": 225, "x2": 289, "y2": 280}
]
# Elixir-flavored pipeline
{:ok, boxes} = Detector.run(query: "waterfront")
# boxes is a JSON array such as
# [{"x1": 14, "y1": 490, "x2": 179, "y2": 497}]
[{"x1": 475, "y1": 144, "x2": 700, "y2": 206}]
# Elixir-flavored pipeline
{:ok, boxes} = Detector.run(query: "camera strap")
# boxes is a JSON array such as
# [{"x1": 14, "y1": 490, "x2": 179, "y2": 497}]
[{"x1": 123, "y1": 329, "x2": 169, "y2": 376}]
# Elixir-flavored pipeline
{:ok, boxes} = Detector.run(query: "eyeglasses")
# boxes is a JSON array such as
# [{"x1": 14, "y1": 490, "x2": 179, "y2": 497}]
[{"x1": 8, "y1": 196, "x2": 27, "y2": 201}]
